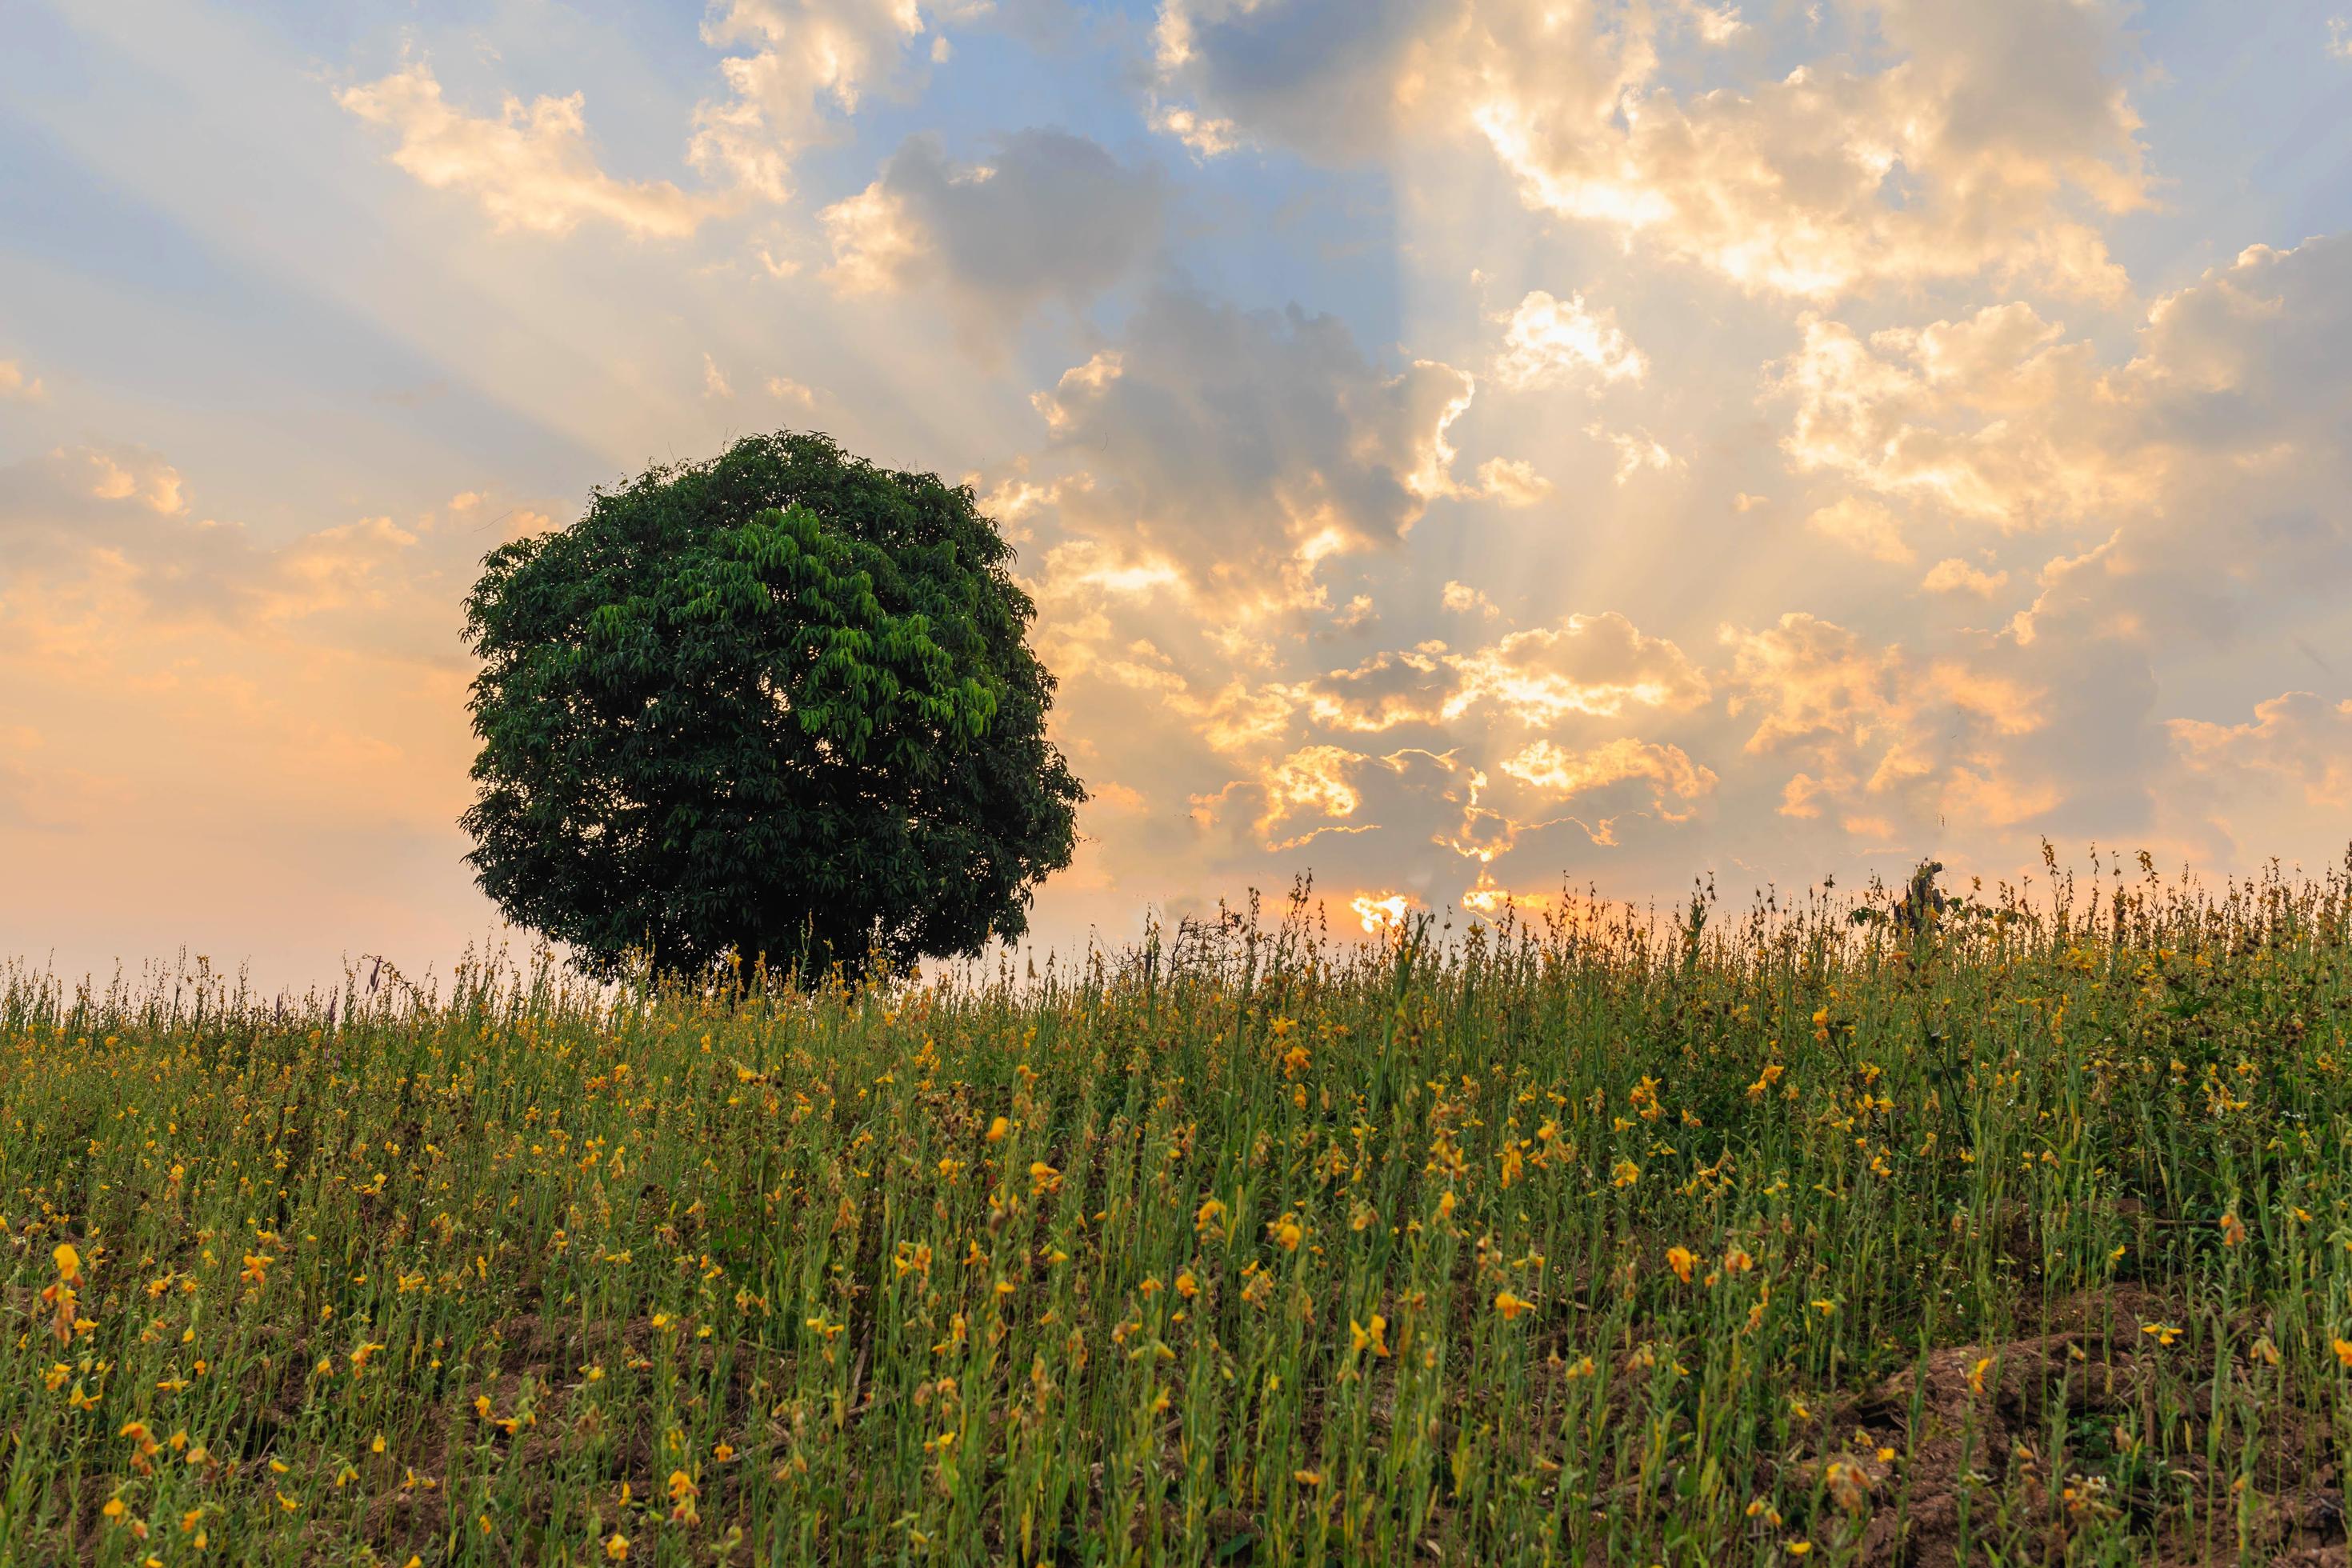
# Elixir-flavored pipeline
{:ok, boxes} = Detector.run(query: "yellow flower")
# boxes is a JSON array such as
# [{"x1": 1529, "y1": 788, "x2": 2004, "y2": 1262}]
[
  {"x1": 1611, "y1": 1159, "x2": 1641, "y2": 1189},
  {"x1": 2334, "y1": 1338, "x2": 2352, "y2": 1369},
  {"x1": 1494, "y1": 1290, "x2": 1533, "y2": 1321},
  {"x1": 1270, "y1": 1217, "x2": 1302, "y2": 1252},
  {"x1": 1293, "y1": 1469, "x2": 1322, "y2": 1486},
  {"x1": 102, "y1": 1498, "x2": 126, "y2": 1522},
  {"x1": 1195, "y1": 1198, "x2": 1226, "y2": 1236},
  {"x1": 606, "y1": 1533, "x2": 630, "y2": 1561},
  {"x1": 1175, "y1": 1270, "x2": 1198, "y2": 1298},
  {"x1": 54, "y1": 1243, "x2": 82, "y2": 1283},
  {"x1": 2219, "y1": 1211, "x2": 2248, "y2": 1247},
  {"x1": 1665, "y1": 1246, "x2": 1696, "y2": 1284},
  {"x1": 985, "y1": 1117, "x2": 1010, "y2": 1143},
  {"x1": 1968, "y1": 1356, "x2": 1994, "y2": 1395}
]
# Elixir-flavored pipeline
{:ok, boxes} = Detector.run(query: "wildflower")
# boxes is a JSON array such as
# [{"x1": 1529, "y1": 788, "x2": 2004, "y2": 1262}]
[
  {"x1": 1270, "y1": 1217, "x2": 1302, "y2": 1252},
  {"x1": 1195, "y1": 1198, "x2": 1226, "y2": 1237},
  {"x1": 54, "y1": 1243, "x2": 82, "y2": 1283},
  {"x1": 1969, "y1": 1356, "x2": 1994, "y2": 1396},
  {"x1": 2143, "y1": 1323, "x2": 2182, "y2": 1347},
  {"x1": 2219, "y1": 1211, "x2": 2249, "y2": 1247},
  {"x1": 1665, "y1": 1246, "x2": 1696, "y2": 1284},
  {"x1": 1294, "y1": 1469, "x2": 1322, "y2": 1486},
  {"x1": 985, "y1": 1117, "x2": 1010, "y2": 1143},
  {"x1": 1029, "y1": 1161, "x2": 1062, "y2": 1196},
  {"x1": 606, "y1": 1534, "x2": 630, "y2": 1561},
  {"x1": 1611, "y1": 1159, "x2": 1641, "y2": 1189},
  {"x1": 1350, "y1": 1314, "x2": 1390, "y2": 1357},
  {"x1": 1494, "y1": 1290, "x2": 1533, "y2": 1321},
  {"x1": 2334, "y1": 1338, "x2": 2352, "y2": 1369},
  {"x1": 1175, "y1": 1270, "x2": 1198, "y2": 1299}
]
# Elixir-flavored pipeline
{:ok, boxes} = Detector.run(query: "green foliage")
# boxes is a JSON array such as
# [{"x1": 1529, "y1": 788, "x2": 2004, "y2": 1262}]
[
  {"x1": 7, "y1": 860, "x2": 2352, "y2": 1562},
  {"x1": 461, "y1": 432, "x2": 1082, "y2": 978}
]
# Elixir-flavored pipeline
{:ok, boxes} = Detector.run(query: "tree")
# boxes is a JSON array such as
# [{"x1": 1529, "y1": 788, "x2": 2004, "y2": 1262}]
[{"x1": 460, "y1": 431, "x2": 1082, "y2": 980}]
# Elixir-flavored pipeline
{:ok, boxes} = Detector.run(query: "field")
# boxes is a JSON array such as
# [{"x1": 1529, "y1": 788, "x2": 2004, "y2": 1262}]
[{"x1": 6, "y1": 858, "x2": 2352, "y2": 1566}]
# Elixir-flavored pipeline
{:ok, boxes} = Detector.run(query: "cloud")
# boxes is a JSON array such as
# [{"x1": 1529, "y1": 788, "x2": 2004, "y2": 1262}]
[
  {"x1": 1491, "y1": 290, "x2": 1646, "y2": 389},
  {"x1": 1588, "y1": 426, "x2": 1676, "y2": 484},
  {"x1": 1806, "y1": 495, "x2": 1912, "y2": 564},
  {"x1": 1295, "y1": 645, "x2": 1460, "y2": 732},
  {"x1": 338, "y1": 64, "x2": 738, "y2": 237},
  {"x1": 1722, "y1": 611, "x2": 2060, "y2": 836},
  {"x1": 1292, "y1": 610, "x2": 1708, "y2": 734},
  {"x1": 1456, "y1": 610, "x2": 1710, "y2": 723},
  {"x1": 0, "y1": 445, "x2": 461, "y2": 648},
  {"x1": 822, "y1": 130, "x2": 1164, "y2": 335},
  {"x1": 0, "y1": 360, "x2": 46, "y2": 402},
  {"x1": 1150, "y1": 0, "x2": 1453, "y2": 163},
  {"x1": 1024, "y1": 286, "x2": 1480, "y2": 611},
  {"x1": 1474, "y1": 456, "x2": 1552, "y2": 506},
  {"x1": 1490, "y1": 0, "x2": 2146, "y2": 298},
  {"x1": 1441, "y1": 580, "x2": 1498, "y2": 618},
  {"x1": 702, "y1": 353, "x2": 735, "y2": 398},
  {"x1": 766, "y1": 374, "x2": 819, "y2": 408},
  {"x1": 1782, "y1": 238, "x2": 2352, "y2": 645},
  {"x1": 1498, "y1": 736, "x2": 1716, "y2": 819},
  {"x1": 1770, "y1": 302, "x2": 2144, "y2": 530},
  {"x1": 2172, "y1": 693, "x2": 2352, "y2": 807},
  {"x1": 694, "y1": 0, "x2": 970, "y2": 198},
  {"x1": 1150, "y1": 0, "x2": 2146, "y2": 299},
  {"x1": 1921, "y1": 558, "x2": 2008, "y2": 597}
]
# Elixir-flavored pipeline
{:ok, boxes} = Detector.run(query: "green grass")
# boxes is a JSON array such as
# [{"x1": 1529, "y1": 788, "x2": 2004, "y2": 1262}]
[{"x1": 6, "y1": 855, "x2": 2352, "y2": 1565}]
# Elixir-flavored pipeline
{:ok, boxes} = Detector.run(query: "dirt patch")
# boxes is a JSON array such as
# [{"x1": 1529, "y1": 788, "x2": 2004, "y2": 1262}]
[{"x1": 1798, "y1": 1291, "x2": 2345, "y2": 1567}]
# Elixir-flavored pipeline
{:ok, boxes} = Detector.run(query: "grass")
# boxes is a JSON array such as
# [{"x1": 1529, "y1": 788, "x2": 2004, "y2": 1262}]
[{"x1": 4, "y1": 852, "x2": 2352, "y2": 1566}]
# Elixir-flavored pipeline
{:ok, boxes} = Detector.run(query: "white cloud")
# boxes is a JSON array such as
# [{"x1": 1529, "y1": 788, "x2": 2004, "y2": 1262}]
[
  {"x1": 338, "y1": 64, "x2": 737, "y2": 238},
  {"x1": 0, "y1": 360, "x2": 46, "y2": 402},
  {"x1": 766, "y1": 375, "x2": 819, "y2": 408},
  {"x1": 822, "y1": 130, "x2": 1164, "y2": 338},
  {"x1": 1151, "y1": 0, "x2": 2148, "y2": 299},
  {"x1": 2173, "y1": 693, "x2": 2352, "y2": 806},
  {"x1": 690, "y1": 0, "x2": 987, "y2": 205},
  {"x1": 1498, "y1": 737, "x2": 1715, "y2": 819},
  {"x1": 1921, "y1": 558, "x2": 2008, "y2": 597},
  {"x1": 1806, "y1": 495, "x2": 1912, "y2": 564},
  {"x1": 1492, "y1": 290, "x2": 1646, "y2": 389},
  {"x1": 1588, "y1": 426, "x2": 1676, "y2": 484},
  {"x1": 1023, "y1": 287, "x2": 1482, "y2": 613},
  {"x1": 1441, "y1": 580, "x2": 1499, "y2": 618},
  {"x1": 1475, "y1": 456, "x2": 1553, "y2": 506}
]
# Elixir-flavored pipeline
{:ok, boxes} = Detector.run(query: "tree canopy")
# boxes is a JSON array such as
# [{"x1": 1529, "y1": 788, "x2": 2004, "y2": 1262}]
[{"x1": 460, "y1": 431, "x2": 1082, "y2": 979}]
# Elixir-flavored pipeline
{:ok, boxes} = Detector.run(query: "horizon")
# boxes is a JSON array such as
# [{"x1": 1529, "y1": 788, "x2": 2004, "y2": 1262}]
[{"x1": 6, "y1": 0, "x2": 2351, "y2": 992}]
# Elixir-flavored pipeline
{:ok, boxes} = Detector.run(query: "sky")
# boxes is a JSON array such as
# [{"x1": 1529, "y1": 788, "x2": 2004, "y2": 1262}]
[{"x1": 2, "y1": 0, "x2": 2350, "y2": 990}]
